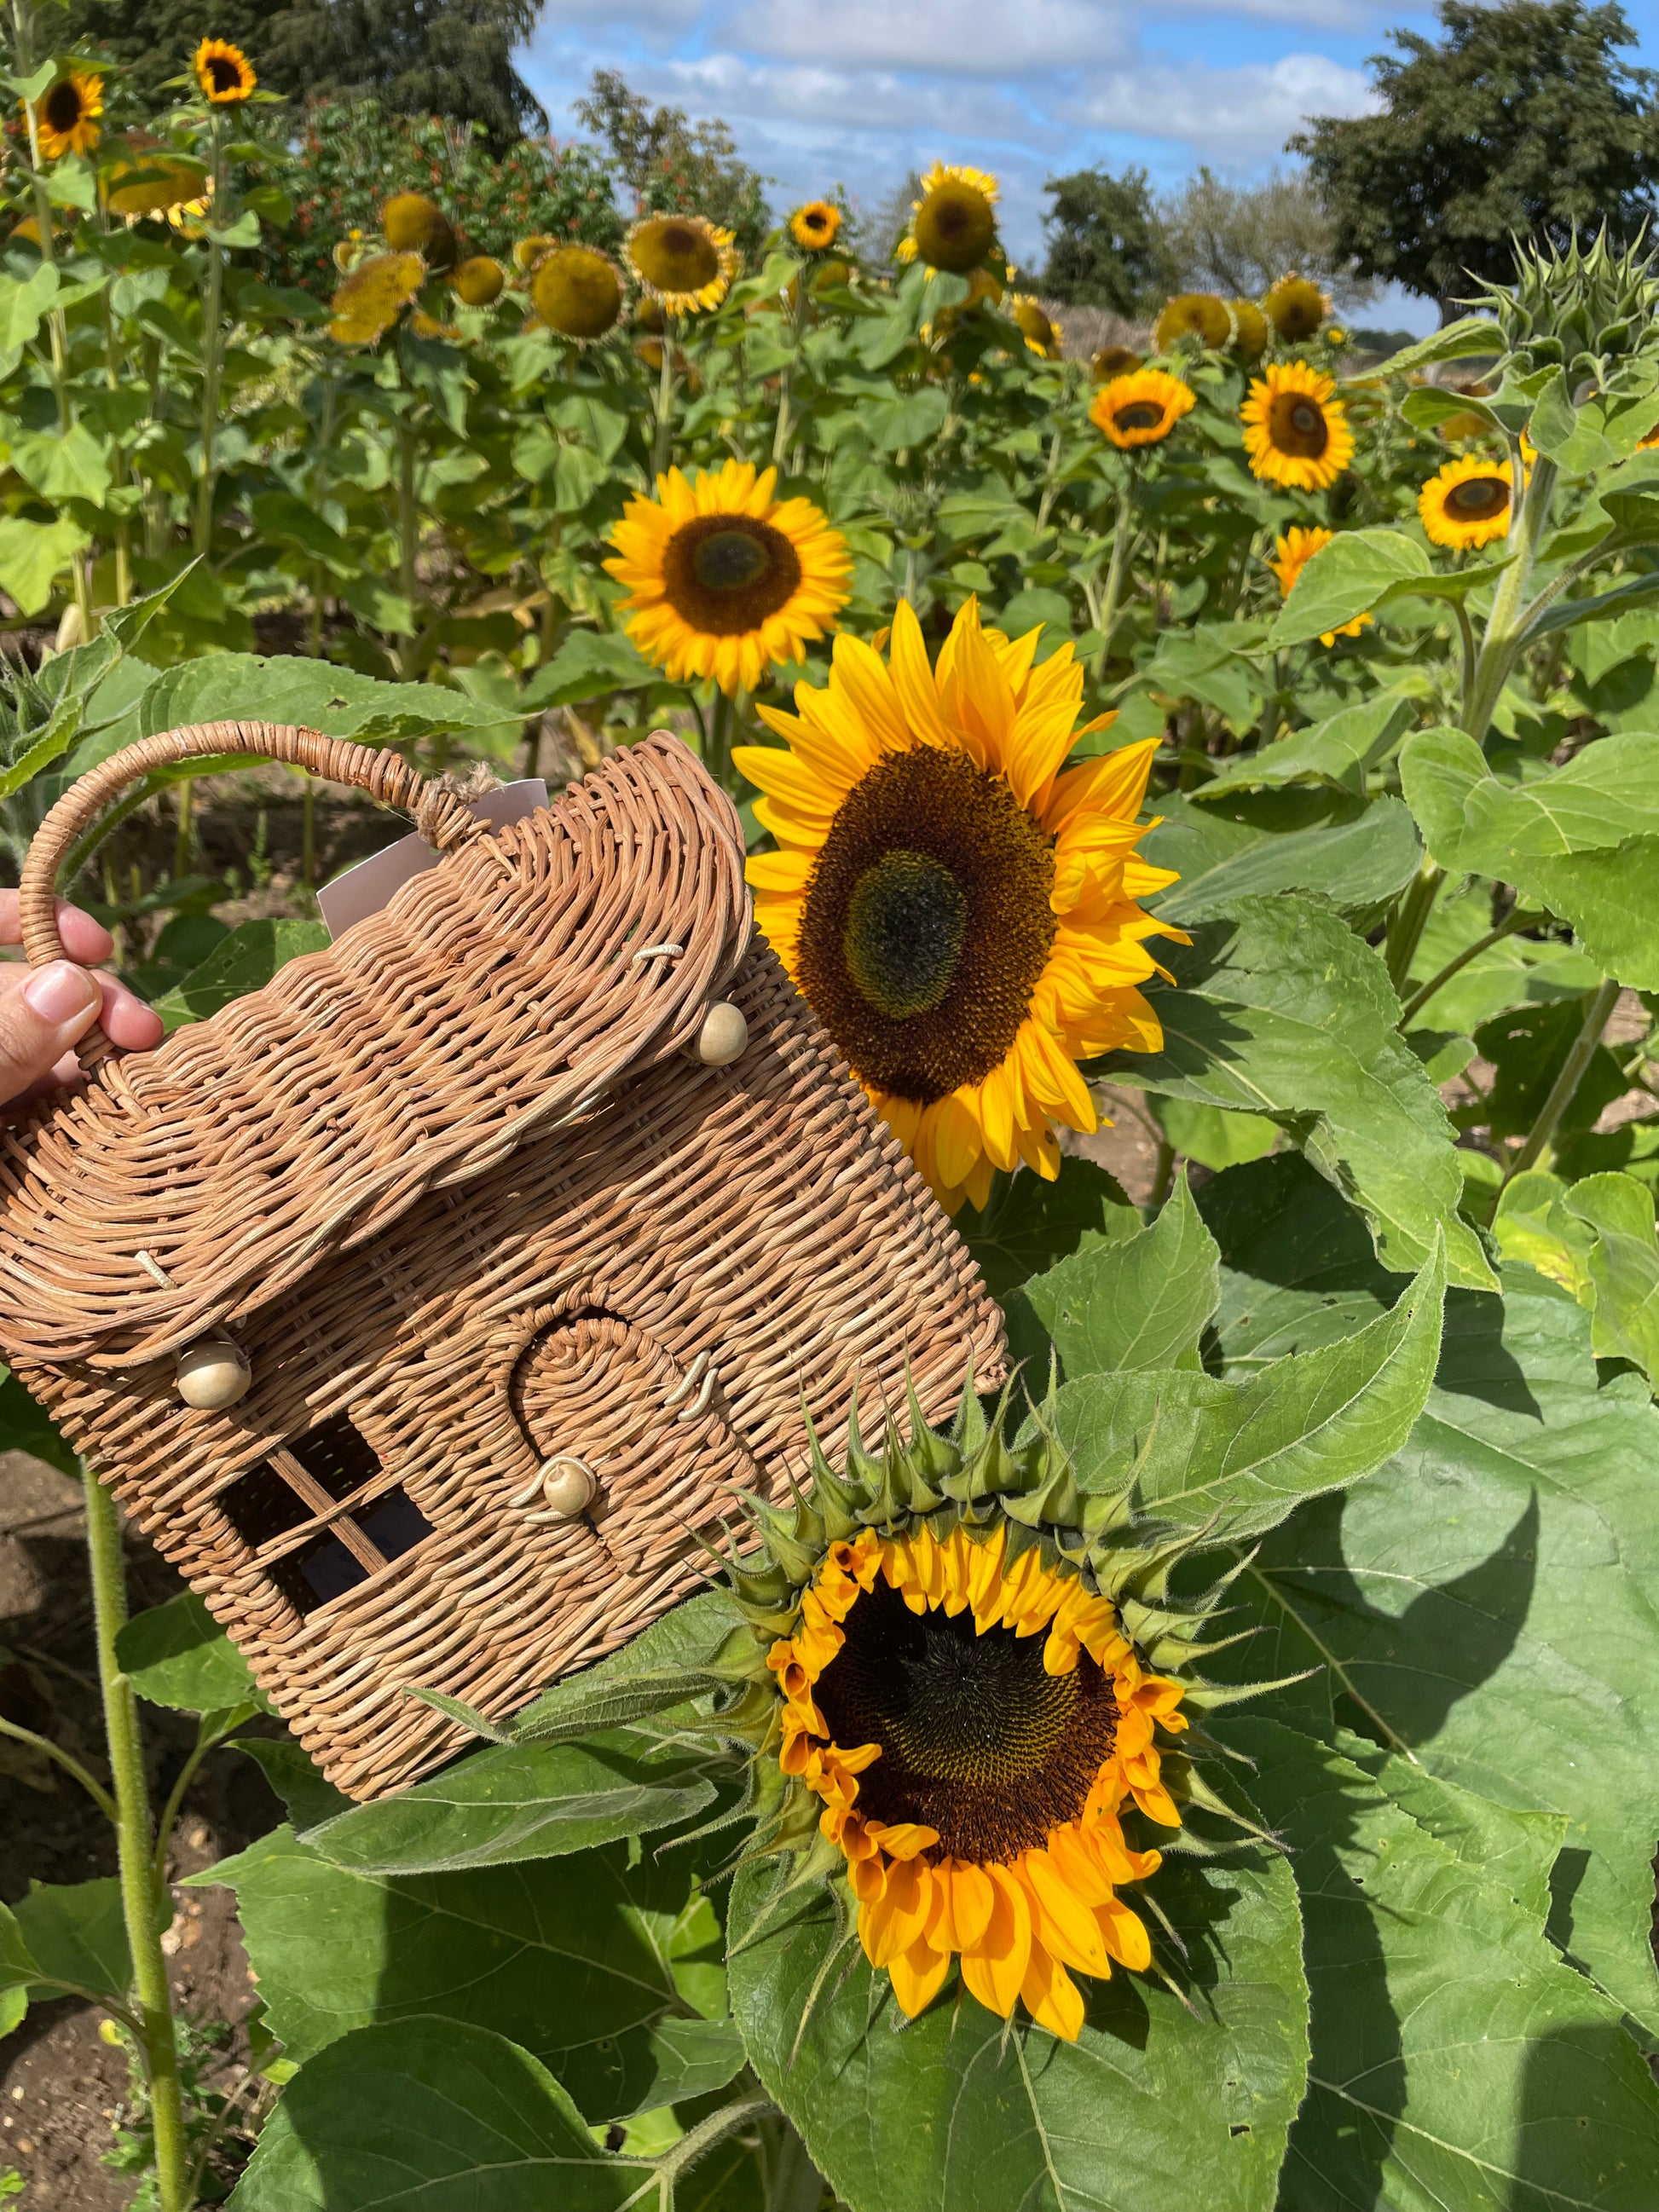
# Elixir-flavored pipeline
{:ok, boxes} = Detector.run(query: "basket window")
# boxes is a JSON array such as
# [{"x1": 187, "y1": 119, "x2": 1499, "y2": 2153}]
[
  {"x1": 264, "y1": 1487, "x2": 434, "y2": 1617},
  {"x1": 217, "y1": 1415, "x2": 432, "y2": 1620}
]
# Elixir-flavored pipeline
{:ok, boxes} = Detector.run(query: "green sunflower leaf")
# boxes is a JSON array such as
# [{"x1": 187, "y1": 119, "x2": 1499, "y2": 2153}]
[
  {"x1": 957, "y1": 1156, "x2": 1140, "y2": 1302},
  {"x1": 1092, "y1": 893, "x2": 1495, "y2": 1290},
  {"x1": 1399, "y1": 725, "x2": 1659, "y2": 988},
  {"x1": 1147, "y1": 794, "x2": 1422, "y2": 924},
  {"x1": 1040, "y1": 1232, "x2": 1444, "y2": 1542},
  {"x1": 726, "y1": 1840, "x2": 1308, "y2": 2212},
  {"x1": 1268, "y1": 528, "x2": 1431, "y2": 650},
  {"x1": 199, "y1": 1827, "x2": 738, "y2": 2123},
  {"x1": 224, "y1": 2017, "x2": 638, "y2": 2212},
  {"x1": 115, "y1": 1591, "x2": 272, "y2": 1715},
  {"x1": 1021, "y1": 1168, "x2": 1219, "y2": 1378},
  {"x1": 1195, "y1": 690, "x2": 1419, "y2": 794},
  {"x1": 1228, "y1": 1719, "x2": 1659, "y2": 2211}
]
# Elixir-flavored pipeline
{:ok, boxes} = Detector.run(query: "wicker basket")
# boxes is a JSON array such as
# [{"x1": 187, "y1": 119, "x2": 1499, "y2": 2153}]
[{"x1": 0, "y1": 723, "x2": 1005, "y2": 1798}]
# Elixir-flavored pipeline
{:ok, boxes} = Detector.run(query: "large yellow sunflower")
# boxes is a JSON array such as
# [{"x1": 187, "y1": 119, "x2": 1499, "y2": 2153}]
[
  {"x1": 734, "y1": 599, "x2": 1181, "y2": 1214},
  {"x1": 530, "y1": 244, "x2": 623, "y2": 339},
  {"x1": 31, "y1": 72, "x2": 102, "y2": 159},
  {"x1": 192, "y1": 38, "x2": 256, "y2": 103},
  {"x1": 625, "y1": 212, "x2": 737, "y2": 315},
  {"x1": 1419, "y1": 453, "x2": 1515, "y2": 550},
  {"x1": 1240, "y1": 361, "x2": 1353, "y2": 491},
  {"x1": 767, "y1": 1514, "x2": 1182, "y2": 2039},
  {"x1": 1153, "y1": 293, "x2": 1230, "y2": 350},
  {"x1": 1269, "y1": 525, "x2": 1373, "y2": 645},
  {"x1": 789, "y1": 200, "x2": 841, "y2": 251},
  {"x1": 898, "y1": 163, "x2": 1000, "y2": 274},
  {"x1": 604, "y1": 460, "x2": 852, "y2": 696},
  {"x1": 1090, "y1": 367, "x2": 1194, "y2": 450}
]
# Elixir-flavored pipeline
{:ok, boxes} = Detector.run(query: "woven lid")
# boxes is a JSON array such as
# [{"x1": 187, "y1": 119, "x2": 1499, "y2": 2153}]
[{"x1": 0, "y1": 732, "x2": 750, "y2": 1370}]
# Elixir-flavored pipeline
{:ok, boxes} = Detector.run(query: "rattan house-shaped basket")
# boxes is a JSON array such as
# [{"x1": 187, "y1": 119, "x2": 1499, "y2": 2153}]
[{"x1": 0, "y1": 723, "x2": 1004, "y2": 1799}]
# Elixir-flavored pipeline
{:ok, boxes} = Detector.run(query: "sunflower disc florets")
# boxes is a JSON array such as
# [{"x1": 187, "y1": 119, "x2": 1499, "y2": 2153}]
[
  {"x1": 723, "y1": 1383, "x2": 1263, "y2": 2042},
  {"x1": 531, "y1": 244, "x2": 624, "y2": 339},
  {"x1": 899, "y1": 164, "x2": 1000, "y2": 274},
  {"x1": 626, "y1": 212, "x2": 738, "y2": 315}
]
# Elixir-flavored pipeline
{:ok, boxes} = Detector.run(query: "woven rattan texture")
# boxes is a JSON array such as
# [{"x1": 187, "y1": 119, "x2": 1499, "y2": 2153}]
[
  {"x1": 3, "y1": 725, "x2": 1004, "y2": 1799},
  {"x1": 0, "y1": 728, "x2": 749, "y2": 1367},
  {"x1": 16, "y1": 945, "x2": 1003, "y2": 1797}
]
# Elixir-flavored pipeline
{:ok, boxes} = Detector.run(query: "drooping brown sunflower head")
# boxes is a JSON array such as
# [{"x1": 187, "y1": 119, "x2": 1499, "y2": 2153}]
[
  {"x1": 192, "y1": 38, "x2": 255, "y2": 104},
  {"x1": 531, "y1": 245, "x2": 624, "y2": 340},
  {"x1": 512, "y1": 233, "x2": 555, "y2": 272},
  {"x1": 1090, "y1": 344, "x2": 1143, "y2": 382},
  {"x1": 32, "y1": 71, "x2": 102, "y2": 159},
  {"x1": 1010, "y1": 295, "x2": 1061, "y2": 357},
  {"x1": 1229, "y1": 298, "x2": 1269, "y2": 360},
  {"x1": 1264, "y1": 272, "x2": 1331, "y2": 342},
  {"x1": 382, "y1": 191, "x2": 456, "y2": 270},
  {"x1": 327, "y1": 252, "x2": 425, "y2": 346},
  {"x1": 790, "y1": 200, "x2": 841, "y2": 251},
  {"x1": 450, "y1": 255, "x2": 506, "y2": 307},
  {"x1": 903, "y1": 164, "x2": 1000, "y2": 274},
  {"x1": 1154, "y1": 292, "x2": 1231, "y2": 351},
  {"x1": 626, "y1": 213, "x2": 737, "y2": 315}
]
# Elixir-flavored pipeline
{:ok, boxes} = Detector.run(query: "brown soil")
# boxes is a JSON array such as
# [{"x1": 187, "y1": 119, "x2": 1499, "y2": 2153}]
[{"x1": 1, "y1": 1453, "x2": 284, "y2": 2209}]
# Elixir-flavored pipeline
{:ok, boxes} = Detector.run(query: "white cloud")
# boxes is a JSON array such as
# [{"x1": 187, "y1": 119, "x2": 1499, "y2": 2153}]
[
  {"x1": 656, "y1": 53, "x2": 1040, "y2": 140},
  {"x1": 1065, "y1": 53, "x2": 1378, "y2": 162},
  {"x1": 725, "y1": 0, "x2": 1132, "y2": 77}
]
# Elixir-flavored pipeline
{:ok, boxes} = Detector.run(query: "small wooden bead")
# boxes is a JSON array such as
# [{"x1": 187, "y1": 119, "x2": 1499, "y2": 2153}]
[
  {"x1": 175, "y1": 1336, "x2": 251, "y2": 1411},
  {"x1": 697, "y1": 1001, "x2": 748, "y2": 1066},
  {"x1": 539, "y1": 1456, "x2": 596, "y2": 1518}
]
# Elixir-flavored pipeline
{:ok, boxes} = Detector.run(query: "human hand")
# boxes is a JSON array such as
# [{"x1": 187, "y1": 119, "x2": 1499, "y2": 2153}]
[{"x1": 0, "y1": 890, "x2": 165, "y2": 1105}]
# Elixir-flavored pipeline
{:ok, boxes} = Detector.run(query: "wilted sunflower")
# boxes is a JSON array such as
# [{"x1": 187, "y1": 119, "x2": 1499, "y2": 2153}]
[
  {"x1": 1419, "y1": 453, "x2": 1515, "y2": 550},
  {"x1": 790, "y1": 200, "x2": 841, "y2": 251},
  {"x1": 696, "y1": 1386, "x2": 1257, "y2": 2041},
  {"x1": 512, "y1": 234, "x2": 556, "y2": 272},
  {"x1": 327, "y1": 251, "x2": 425, "y2": 346},
  {"x1": 1263, "y1": 273, "x2": 1330, "y2": 342},
  {"x1": 1269, "y1": 525, "x2": 1373, "y2": 646},
  {"x1": 1240, "y1": 361, "x2": 1353, "y2": 491},
  {"x1": 734, "y1": 598, "x2": 1180, "y2": 1213},
  {"x1": 1009, "y1": 295, "x2": 1060, "y2": 357},
  {"x1": 1153, "y1": 293, "x2": 1230, "y2": 351},
  {"x1": 1229, "y1": 299, "x2": 1269, "y2": 361},
  {"x1": 382, "y1": 190, "x2": 456, "y2": 270},
  {"x1": 192, "y1": 38, "x2": 255, "y2": 103},
  {"x1": 31, "y1": 72, "x2": 102, "y2": 159},
  {"x1": 1090, "y1": 344, "x2": 1142, "y2": 382},
  {"x1": 626, "y1": 213, "x2": 737, "y2": 315},
  {"x1": 899, "y1": 164, "x2": 999, "y2": 274},
  {"x1": 103, "y1": 133, "x2": 208, "y2": 220},
  {"x1": 531, "y1": 245, "x2": 623, "y2": 339},
  {"x1": 1090, "y1": 367, "x2": 1194, "y2": 451},
  {"x1": 604, "y1": 460, "x2": 852, "y2": 696},
  {"x1": 450, "y1": 255, "x2": 506, "y2": 307}
]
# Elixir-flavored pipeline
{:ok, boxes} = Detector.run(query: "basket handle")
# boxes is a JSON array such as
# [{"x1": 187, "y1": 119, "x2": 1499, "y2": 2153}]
[{"x1": 18, "y1": 720, "x2": 487, "y2": 1068}]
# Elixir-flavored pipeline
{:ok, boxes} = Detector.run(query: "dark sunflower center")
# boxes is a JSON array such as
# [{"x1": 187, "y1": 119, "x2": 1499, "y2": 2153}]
[
  {"x1": 795, "y1": 745, "x2": 1055, "y2": 1105},
  {"x1": 813, "y1": 1574, "x2": 1118, "y2": 1862},
  {"x1": 844, "y1": 850, "x2": 968, "y2": 1016},
  {"x1": 914, "y1": 185, "x2": 995, "y2": 274},
  {"x1": 205, "y1": 54, "x2": 241, "y2": 92},
  {"x1": 660, "y1": 515, "x2": 802, "y2": 635},
  {"x1": 1446, "y1": 476, "x2": 1509, "y2": 521},
  {"x1": 43, "y1": 81, "x2": 83, "y2": 129},
  {"x1": 1269, "y1": 391, "x2": 1330, "y2": 459},
  {"x1": 1113, "y1": 401, "x2": 1165, "y2": 431}
]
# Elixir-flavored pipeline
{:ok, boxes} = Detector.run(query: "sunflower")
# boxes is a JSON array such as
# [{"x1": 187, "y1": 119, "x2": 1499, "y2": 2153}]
[
  {"x1": 512, "y1": 234, "x2": 556, "y2": 272},
  {"x1": 1240, "y1": 361, "x2": 1353, "y2": 491},
  {"x1": 192, "y1": 38, "x2": 256, "y2": 104},
  {"x1": 382, "y1": 190, "x2": 456, "y2": 270},
  {"x1": 327, "y1": 252, "x2": 425, "y2": 346},
  {"x1": 604, "y1": 460, "x2": 852, "y2": 696},
  {"x1": 31, "y1": 72, "x2": 102, "y2": 159},
  {"x1": 790, "y1": 200, "x2": 841, "y2": 251},
  {"x1": 899, "y1": 163, "x2": 999, "y2": 274},
  {"x1": 1090, "y1": 367, "x2": 1194, "y2": 451},
  {"x1": 626, "y1": 213, "x2": 737, "y2": 315},
  {"x1": 1090, "y1": 344, "x2": 1142, "y2": 382},
  {"x1": 1153, "y1": 293, "x2": 1230, "y2": 351},
  {"x1": 1009, "y1": 295, "x2": 1060, "y2": 357},
  {"x1": 1263, "y1": 273, "x2": 1330, "y2": 342},
  {"x1": 733, "y1": 598, "x2": 1181, "y2": 1213},
  {"x1": 450, "y1": 255, "x2": 506, "y2": 307},
  {"x1": 1419, "y1": 453, "x2": 1516, "y2": 550},
  {"x1": 1229, "y1": 299, "x2": 1269, "y2": 361},
  {"x1": 102, "y1": 132, "x2": 206, "y2": 218},
  {"x1": 530, "y1": 244, "x2": 623, "y2": 340},
  {"x1": 1269, "y1": 526, "x2": 1373, "y2": 646}
]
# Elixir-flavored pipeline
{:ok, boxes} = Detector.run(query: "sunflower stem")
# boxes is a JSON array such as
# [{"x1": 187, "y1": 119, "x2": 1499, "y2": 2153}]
[
  {"x1": 1095, "y1": 470, "x2": 1136, "y2": 666},
  {"x1": 771, "y1": 272, "x2": 809, "y2": 471},
  {"x1": 1463, "y1": 451, "x2": 1557, "y2": 748},
  {"x1": 651, "y1": 316, "x2": 679, "y2": 480},
  {"x1": 193, "y1": 107, "x2": 227, "y2": 557},
  {"x1": 1384, "y1": 862, "x2": 1444, "y2": 998},
  {"x1": 1506, "y1": 973, "x2": 1621, "y2": 1183},
  {"x1": 1400, "y1": 904, "x2": 1540, "y2": 1026}
]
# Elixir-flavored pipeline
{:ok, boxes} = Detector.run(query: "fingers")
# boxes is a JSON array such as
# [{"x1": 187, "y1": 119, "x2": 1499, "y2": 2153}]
[
  {"x1": 0, "y1": 890, "x2": 115, "y2": 966},
  {"x1": 0, "y1": 961, "x2": 105, "y2": 1107},
  {"x1": 98, "y1": 973, "x2": 164, "y2": 1054}
]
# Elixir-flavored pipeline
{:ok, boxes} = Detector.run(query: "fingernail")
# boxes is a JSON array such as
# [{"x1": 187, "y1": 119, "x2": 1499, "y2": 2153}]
[{"x1": 22, "y1": 962, "x2": 99, "y2": 1024}]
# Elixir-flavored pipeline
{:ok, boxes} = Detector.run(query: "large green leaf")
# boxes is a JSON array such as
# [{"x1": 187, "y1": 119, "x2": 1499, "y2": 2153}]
[
  {"x1": 1021, "y1": 1169, "x2": 1218, "y2": 1379},
  {"x1": 1093, "y1": 895, "x2": 1494, "y2": 1289},
  {"x1": 226, "y1": 2018, "x2": 637, "y2": 2212},
  {"x1": 0, "y1": 517, "x2": 90, "y2": 617},
  {"x1": 1038, "y1": 1235, "x2": 1444, "y2": 1542},
  {"x1": 957, "y1": 1157, "x2": 1140, "y2": 1303},
  {"x1": 117, "y1": 1591, "x2": 271, "y2": 1714},
  {"x1": 1205, "y1": 1193, "x2": 1659, "y2": 2040},
  {"x1": 200, "y1": 1827, "x2": 737, "y2": 2121},
  {"x1": 151, "y1": 918, "x2": 330, "y2": 1030},
  {"x1": 10, "y1": 1879, "x2": 135, "y2": 2007},
  {"x1": 1400, "y1": 726, "x2": 1659, "y2": 987},
  {"x1": 1148, "y1": 796, "x2": 1421, "y2": 925},
  {"x1": 1197, "y1": 692, "x2": 1419, "y2": 794},
  {"x1": 1494, "y1": 1170, "x2": 1659, "y2": 1388},
  {"x1": 1269, "y1": 528, "x2": 1432, "y2": 650},
  {"x1": 1233, "y1": 1719, "x2": 1659, "y2": 2210},
  {"x1": 727, "y1": 1844, "x2": 1308, "y2": 2212}
]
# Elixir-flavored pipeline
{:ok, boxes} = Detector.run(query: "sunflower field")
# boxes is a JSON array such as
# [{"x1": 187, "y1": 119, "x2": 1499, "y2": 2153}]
[{"x1": 5, "y1": 18, "x2": 1659, "y2": 2212}]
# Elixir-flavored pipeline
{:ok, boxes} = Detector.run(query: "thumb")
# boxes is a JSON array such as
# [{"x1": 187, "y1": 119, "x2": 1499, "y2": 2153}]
[{"x1": 0, "y1": 961, "x2": 103, "y2": 1103}]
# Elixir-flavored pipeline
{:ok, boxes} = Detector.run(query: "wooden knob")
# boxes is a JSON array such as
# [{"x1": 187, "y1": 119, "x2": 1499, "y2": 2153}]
[
  {"x1": 539, "y1": 1456, "x2": 596, "y2": 1518},
  {"x1": 697, "y1": 1001, "x2": 748, "y2": 1066},
  {"x1": 175, "y1": 1336, "x2": 251, "y2": 1411}
]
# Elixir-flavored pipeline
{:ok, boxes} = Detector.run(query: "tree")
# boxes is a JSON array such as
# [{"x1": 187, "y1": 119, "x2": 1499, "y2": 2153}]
[
  {"x1": 1158, "y1": 167, "x2": 1374, "y2": 310},
  {"x1": 1291, "y1": 0, "x2": 1659, "y2": 313},
  {"x1": 573, "y1": 70, "x2": 770, "y2": 260},
  {"x1": 57, "y1": 0, "x2": 277, "y2": 115},
  {"x1": 1038, "y1": 167, "x2": 1167, "y2": 313}
]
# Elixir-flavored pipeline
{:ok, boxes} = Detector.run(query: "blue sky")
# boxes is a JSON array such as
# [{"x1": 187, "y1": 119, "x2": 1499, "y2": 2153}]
[{"x1": 522, "y1": 0, "x2": 1659, "y2": 335}]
